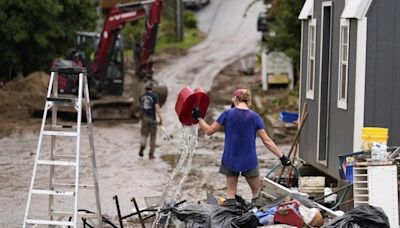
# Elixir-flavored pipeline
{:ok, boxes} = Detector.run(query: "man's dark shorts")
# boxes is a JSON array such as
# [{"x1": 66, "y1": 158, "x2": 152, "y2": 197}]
[{"x1": 219, "y1": 164, "x2": 260, "y2": 177}]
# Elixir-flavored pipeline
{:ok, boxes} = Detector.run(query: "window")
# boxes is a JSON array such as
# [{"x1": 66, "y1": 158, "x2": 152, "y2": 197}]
[
  {"x1": 338, "y1": 19, "x2": 350, "y2": 110},
  {"x1": 306, "y1": 19, "x2": 317, "y2": 99}
]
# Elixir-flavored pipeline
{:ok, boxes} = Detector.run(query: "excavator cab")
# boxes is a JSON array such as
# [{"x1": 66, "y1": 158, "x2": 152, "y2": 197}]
[
  {"x1": 54, "y1": 32, "x2": 125, "y2": 96},
  {"x1": 75, "y1": 31, "x2": 124, "y2": 96}
]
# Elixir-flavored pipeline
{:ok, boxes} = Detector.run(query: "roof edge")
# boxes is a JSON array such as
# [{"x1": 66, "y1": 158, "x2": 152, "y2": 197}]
[
  {"x1": 298, "y1": 0, "x2": 313, "y2": 20},
  {"x1": 341, "y1": 0, "x2": 372, "y2": 19}
]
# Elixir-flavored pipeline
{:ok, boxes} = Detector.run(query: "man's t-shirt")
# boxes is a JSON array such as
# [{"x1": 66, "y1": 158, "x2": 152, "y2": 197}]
[
  {"x1": 140, "y1": 91, "x2": 159, "y2": 120},
  {"x1": 216, "y1": 108, "x2": 265, "y2": 172}
]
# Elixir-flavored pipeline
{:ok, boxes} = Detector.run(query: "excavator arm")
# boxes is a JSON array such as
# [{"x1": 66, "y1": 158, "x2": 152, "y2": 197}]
[
  {"x1": 48, "y1": 0, "x2": 166, "y2": 119},
  {"x1": 138, "y1": 0, "x2": 162, "y2": 79},
  {"x1": 91, "y1": 0, "x2": 162, "y2": 83}
]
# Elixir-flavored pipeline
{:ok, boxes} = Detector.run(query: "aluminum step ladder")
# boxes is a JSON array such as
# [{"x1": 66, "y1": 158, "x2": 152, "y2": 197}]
[{"x1": 23, "y1": 67, "x2": 102, "y2": 227}]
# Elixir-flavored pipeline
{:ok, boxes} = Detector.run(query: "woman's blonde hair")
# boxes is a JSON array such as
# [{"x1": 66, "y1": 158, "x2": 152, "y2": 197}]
[{"x1": 233, "y1": 89, "x2": 252, "y2": 107}]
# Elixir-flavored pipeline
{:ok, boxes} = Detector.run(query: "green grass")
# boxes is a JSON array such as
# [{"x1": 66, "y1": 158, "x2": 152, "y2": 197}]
[
  {"x1": 123, "y1": 28, "x2": 205, "y2": 59},
  {"x1": 155, "y1": 28, "x2": 206, "y2": 53}
]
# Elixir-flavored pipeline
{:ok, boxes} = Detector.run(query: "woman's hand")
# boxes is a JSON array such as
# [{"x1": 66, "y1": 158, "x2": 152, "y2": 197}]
[
  {"x1": 191, "y1": 107, "x2": 201, "y2": 120},
  {"x1": 279, "y1": 155, "x2": 291, "y2": 166}
]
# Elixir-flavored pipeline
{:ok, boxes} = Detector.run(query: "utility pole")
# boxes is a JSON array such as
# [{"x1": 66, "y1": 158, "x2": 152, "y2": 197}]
[
  {"x1": 164, "y1": 0, "x2": 184, "y2": 41},
  {"x1": 176, "y1": 0, "x2": 184, "y2": 41}
]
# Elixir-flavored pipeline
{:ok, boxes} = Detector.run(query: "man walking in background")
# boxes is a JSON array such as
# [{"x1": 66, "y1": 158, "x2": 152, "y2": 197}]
[{"x1": 139, "y1": 81, "x2": 163, "y2": 159}]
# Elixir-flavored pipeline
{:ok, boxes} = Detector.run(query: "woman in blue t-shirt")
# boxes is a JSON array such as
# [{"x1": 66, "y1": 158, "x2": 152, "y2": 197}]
[{"x1": 192, "y1": 89, "x2": 291, "y2": 201}]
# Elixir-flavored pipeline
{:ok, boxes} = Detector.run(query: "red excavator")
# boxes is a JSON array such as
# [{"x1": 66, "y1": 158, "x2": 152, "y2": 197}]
[{"x1": 52, "y1": 0, "x2": 167, "y2": 119}]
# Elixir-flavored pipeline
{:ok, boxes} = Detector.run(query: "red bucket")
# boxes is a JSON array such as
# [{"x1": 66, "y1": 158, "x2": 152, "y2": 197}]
[{"x1": 175, "y1": 86, "x2": 209, "y2": 126}]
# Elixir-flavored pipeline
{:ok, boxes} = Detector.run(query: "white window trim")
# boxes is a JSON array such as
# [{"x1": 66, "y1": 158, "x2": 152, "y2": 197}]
[
  {"x1": 338, "y1": 19, "x2": 350, "y2": 110},
  {"x1": 353, "y1": 17, "x2": 368, "y2": 152},
  {"x1": 316, "y1": 1, "x2": 332, "y2": 166},
  {"x1": 306, "y1": 19, "x2": 317, "y2": 100}
]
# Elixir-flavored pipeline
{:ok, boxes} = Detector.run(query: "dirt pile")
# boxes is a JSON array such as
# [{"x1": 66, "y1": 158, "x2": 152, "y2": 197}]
[
  {"x1": 0, "y1": 71, "x2": 49, "y2": 138},
  {"x1": 2, "y1": 71, "x2": 49, "y2": 95}
]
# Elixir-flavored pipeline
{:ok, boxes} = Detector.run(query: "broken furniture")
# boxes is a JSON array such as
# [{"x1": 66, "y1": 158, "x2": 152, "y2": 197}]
[
  {"x1": 259, "y1": 177, "x2": 340, "y2": 218},
  {"x1": 339, "y1": 147, "x2": 400, "y2": 227},
  {"x1": 353, "y1": 161, "x2": 399, "y2": 228}
]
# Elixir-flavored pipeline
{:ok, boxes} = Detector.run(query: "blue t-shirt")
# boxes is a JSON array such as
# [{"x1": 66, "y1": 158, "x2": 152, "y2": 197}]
[
  {"x1": 216, "y1": 108, "x2": 265, "y2": 172},
  {"x1": 140, "y1": 91, "x2": 159, "y2": 120}
]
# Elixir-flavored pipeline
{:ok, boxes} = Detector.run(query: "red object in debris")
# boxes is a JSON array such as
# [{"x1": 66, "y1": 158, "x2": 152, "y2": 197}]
[
  {"x1": 274, "y1": 202, "x2": 304, "y2": 228},
  {"x1": 175, "y1": 86, "x2": 209, "y2": 126}
]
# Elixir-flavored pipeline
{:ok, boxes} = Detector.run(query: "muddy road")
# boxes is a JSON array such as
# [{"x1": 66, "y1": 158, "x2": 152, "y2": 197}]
[
  {"x1": 0, "y1": 1, "x2": 290, "y2": 227},
  {"x1": 158, "y1": 0, "x2": 264, "y2": 131}
]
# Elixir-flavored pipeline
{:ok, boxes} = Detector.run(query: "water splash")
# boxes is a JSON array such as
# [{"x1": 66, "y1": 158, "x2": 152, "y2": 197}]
[{"x1": 152, "y1": 125, "x2": 198, "y2": 227}]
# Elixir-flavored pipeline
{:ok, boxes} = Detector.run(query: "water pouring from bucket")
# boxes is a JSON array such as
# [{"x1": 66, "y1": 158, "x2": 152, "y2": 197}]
[
  {"x1": 175, "y1": 86, "x2": 210, "y2": 125},
  {"x1": 153, "y1": 87, "x2": 210, "y2": 227}
]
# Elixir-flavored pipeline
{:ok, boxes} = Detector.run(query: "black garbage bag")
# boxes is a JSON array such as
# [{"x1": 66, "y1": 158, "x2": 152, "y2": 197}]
[
  {"x1": 171, "y1": 204, "x2": 259, "y2": 228},
  {"x1": 210, "y1": 208, "x2": 258, "y2": 228},
  {"x1": 234, "y1": 195, "x2": 253, "y2": 211},
  {"x1": 171, "y1": 204, "x2": 216, "y2": 227},
  {"x1": 323, "y1": 204, "x2": 390, "y2": 228}
]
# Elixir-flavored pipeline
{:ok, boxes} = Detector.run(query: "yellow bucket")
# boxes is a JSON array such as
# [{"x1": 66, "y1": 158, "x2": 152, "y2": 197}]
[{"x1": 361, "y1": 127, "x2": 389, "y2": 150}]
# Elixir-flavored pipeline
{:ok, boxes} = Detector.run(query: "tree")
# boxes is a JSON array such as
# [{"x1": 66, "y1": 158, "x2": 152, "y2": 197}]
[
  {"x1": 264, "y1": 0, "x2": 304, "y2": 81},
  {"x1": 0, "y1": 0, "x2": 98, "y2": 79}
]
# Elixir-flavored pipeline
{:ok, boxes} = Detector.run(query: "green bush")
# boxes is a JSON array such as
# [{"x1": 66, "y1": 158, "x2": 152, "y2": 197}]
[
  {"x1": 0, "y1": 1, "x2": 98, "y2": 76},
  {"x1": 160, "y1": 19, "x2": 177, "y2": 42},
  {"x1": 122, "y1": 15, "x2": 177, "y2": 48},
  {"x1": 184, "y1": 11, "x2": 197, "y2": 29},
  {"x1": 121, "y1": 22, "x2": 143, "y2": 50}
]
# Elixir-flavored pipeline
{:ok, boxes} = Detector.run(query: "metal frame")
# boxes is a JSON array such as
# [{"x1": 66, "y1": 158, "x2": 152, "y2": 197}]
[
  {"x1": 106, "y1": 195, "x2": 161, "y2": 228},
  {"x1": 104, "y1": 195, "x2": 186, "y2": 228}
]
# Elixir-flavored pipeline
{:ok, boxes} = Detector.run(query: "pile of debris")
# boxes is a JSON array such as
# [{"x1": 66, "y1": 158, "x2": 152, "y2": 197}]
[
  {"x1": 151, "y1": 177, "x2": 390, "y2": 228},
  {"x1": 166, "y1": 193, "x2": 324, "y2": 227}
]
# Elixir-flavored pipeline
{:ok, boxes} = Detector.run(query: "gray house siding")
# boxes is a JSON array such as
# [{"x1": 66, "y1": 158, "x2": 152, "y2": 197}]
[
  {"x1": 299, "y1": 0, "x2": 357, "y2": 179},
  {"x1": 325, "y1": 16, "x2": 357, "y2": 179},
  {"x1": 365, "y1": 0, "x2": 400, "y2": 146},
  {"x1": 299, "y1": 18, "x2": 316, "y2": 167},
  {"x1": 327, "y1": 19, "x2": 357, "y2": 177},
  {"x1": 299, "y1": 3, "x2": 319, "y2": 174}
]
